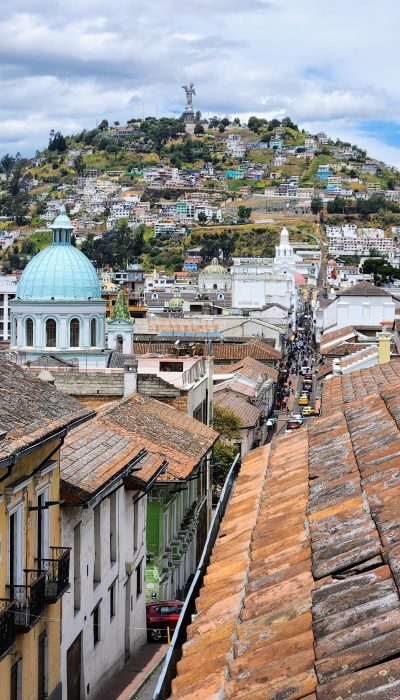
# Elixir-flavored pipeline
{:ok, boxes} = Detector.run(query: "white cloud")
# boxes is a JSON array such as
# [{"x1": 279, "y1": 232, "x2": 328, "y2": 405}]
[{"x1": 0, "y1": 0, "x2": 399, "y2": 165}]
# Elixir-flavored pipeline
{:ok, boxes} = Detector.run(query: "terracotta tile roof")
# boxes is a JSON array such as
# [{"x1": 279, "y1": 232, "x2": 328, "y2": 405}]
[
  {"x1": 320, "y1": 325, "x2": 357, "y2": 349},
  {"x1": 171, "y1": 382, "x2": 400, "y2": 698},
  {"x1": 0, "y1": 359, "x2": 90, "y2": 461},
  {"x1": 132, "y1": 338, "x2": 282, "y2": 362},
  {"x1": 320, "y1": 342, "x2": 367, "y2": 357},
  {"x1": 215, "y1": 356, "x2": 278, "y2": 382},
  {"x1": 213, "y1": 390, "x2": 261, "y2": 428},
  {"x1": 336, "y1": 281, "x2": 392, "y2": 297},
  {"x1": 61, "y1": 393, "x2": 218, "y2": 493},
  {"x1": 322, "y1": 359, "x2": 400, "y2": 416}
]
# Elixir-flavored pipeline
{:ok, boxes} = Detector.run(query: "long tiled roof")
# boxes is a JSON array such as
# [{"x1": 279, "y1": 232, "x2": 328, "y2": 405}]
[
  {"x1": 131, "y1": 338, "x2": 282, "y2": 362},
  {"x1": 322, "y1": 358, "x2": 400, "y2": 416},
  {"x1": 0, "y1": 359, "x2": 89, "y2": 460},
  {"x1": 61, "y1": 393, "x2": 218, "y2": 494},
  {"x1": 171, "y1": 381, "x2": 400, "y2": 699}
]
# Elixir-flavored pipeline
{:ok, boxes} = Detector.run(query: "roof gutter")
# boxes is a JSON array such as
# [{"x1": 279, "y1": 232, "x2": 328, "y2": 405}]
[{"x1": 153, "y1": 451, "x2": 241, "y2": 700}]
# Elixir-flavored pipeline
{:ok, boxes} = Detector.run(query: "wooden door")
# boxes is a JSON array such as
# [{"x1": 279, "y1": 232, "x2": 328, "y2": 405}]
[{"x1": 67, "y1": 633, "x2": 81, "y2": 700}]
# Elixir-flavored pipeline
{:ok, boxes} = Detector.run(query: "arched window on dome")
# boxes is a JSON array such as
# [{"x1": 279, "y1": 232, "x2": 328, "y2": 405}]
[
  {"x1": 13, "y1": 318, "x2": 18, "y2": 345},
  {"x1": 46, "y1": 319, "x2": 57, "y2": 348},
  {"x1": 69, "y1": 318, "x2": 80, "y2": 348},
  {"x1": 90, "y1": 318, "x2": 97, "y2": 347},
  {"x1": 25, "y1": 318, "x2": 34, "y2": 347}
]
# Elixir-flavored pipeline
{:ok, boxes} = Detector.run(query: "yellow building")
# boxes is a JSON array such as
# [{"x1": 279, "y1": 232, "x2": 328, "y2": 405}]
[{"x1": 0, "y1": 360, "x2": 90, "y2": 700}]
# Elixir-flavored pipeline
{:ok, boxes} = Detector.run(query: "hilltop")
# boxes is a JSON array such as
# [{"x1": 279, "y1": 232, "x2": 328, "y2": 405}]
[{"x1": 1, "y1": 114, "x2": 400, "y2": 274}]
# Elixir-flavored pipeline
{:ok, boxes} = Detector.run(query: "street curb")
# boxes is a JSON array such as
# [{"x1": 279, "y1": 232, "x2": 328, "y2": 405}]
[{"x1": 129, "y1": 652, "x2": 168, "y2": 700}]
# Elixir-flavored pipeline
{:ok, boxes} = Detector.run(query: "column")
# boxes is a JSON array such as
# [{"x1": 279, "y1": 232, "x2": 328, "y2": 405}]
[
  {"x1": 3, "y1": 293, "x2": 8, "y2": 341},
  {"x1": 59, "y1": 315, "x2": 68, "y2": 350}
]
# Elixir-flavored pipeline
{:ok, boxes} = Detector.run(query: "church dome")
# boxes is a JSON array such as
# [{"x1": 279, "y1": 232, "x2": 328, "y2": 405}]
[
  {"x1": 201, "y1": 258, "x2": 227, "y2": 275},
  {"x1": 16, "y1": 214, "x2": 101, "y2": 300}
]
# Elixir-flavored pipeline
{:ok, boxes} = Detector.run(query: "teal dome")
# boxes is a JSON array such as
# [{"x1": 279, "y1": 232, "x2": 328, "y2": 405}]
[{"x1": 16, "y1": 215, "x2": 101, "y2": 300}]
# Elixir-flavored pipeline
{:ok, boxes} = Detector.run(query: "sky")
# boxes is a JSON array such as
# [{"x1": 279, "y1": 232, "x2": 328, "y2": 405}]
[{"x1": 2, "y1": 0, "x2": 400, "y2": 165}]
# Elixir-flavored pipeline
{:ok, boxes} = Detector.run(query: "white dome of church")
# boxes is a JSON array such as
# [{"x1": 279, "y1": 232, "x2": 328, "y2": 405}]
[
  {"x1": 16, "y1": 213, "x2": 101, "y2": 300},
  {"x1": 201, "y1": 258, "x2": 227, "y2": 275}
]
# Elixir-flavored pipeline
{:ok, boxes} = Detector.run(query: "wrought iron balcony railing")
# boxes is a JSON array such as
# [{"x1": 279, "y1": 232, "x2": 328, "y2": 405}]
[
  {"x1": 7, "y1": 571, "x2": 45, "y2": 633},
  {"x1": 0, "y1": 599, "x2": 15, "y2": 659},
  {"x1": 40, "y1": 547, "x2": 71, "y2": 603}
]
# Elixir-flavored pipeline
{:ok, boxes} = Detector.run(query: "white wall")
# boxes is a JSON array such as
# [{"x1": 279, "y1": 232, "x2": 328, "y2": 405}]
[{"x1": 61, "y1": 485, "x2": 147, "y2": 700}]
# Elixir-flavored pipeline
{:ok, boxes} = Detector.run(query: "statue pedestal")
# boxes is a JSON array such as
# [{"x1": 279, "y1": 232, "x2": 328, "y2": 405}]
[{"x1": 182, "y1": 109, "x2": 195, "y2": 133}]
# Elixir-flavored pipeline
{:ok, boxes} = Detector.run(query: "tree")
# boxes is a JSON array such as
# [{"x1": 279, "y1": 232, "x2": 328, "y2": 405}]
[
  {"x1": 194, "y1": 122, "x2": 205, "y2": 136},
  {"x1": 311, "y1": 196, "x2": 323, "y2": 215},
  {"x1": 195, "y1": 110, "x2": 202, "y2": 122},
  {"x1": 73, "y1": 155, "x2": 85, "y2": 176},
  {"x1": 197, "y1": 211, "x2": 207, "y2": 225},
  {"x1": 248, "y1": 116, "x2": 263, "y2": 133},
  {"x1": 212, "y1": 405, "x2": 242, "y2": 487},
  {"x1": 114, "y1": 121, "x2": 120, "y2": 126},
  {"x1": 98, "y1": 119, "x2": 109, "y2": 131},
  {"x1": 237, "y1": 205, "x2": 252, "y2": 222},
  {"x1": 218, "y1": 123, "x2": 225, "y2": 133},
  {"x1": 0, "y1": 154, "x2": 16, "y2": 178},
  {"x1": 233, "y1": 117, "x2": 241, "y2": 126},
  {"x1": 221, "y1": 117, "x2": 230, "y2": 127},
  {"x1": 48, "y1": 130, "x2": 67, "y2": 152}
]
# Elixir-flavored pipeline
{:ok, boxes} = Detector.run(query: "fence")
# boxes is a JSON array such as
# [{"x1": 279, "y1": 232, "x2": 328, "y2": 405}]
[{"x1": 152, "y1": 452, "x2": 241, "y2": 700}]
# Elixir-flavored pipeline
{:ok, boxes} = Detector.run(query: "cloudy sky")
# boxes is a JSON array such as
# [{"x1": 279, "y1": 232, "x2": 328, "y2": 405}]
[{"x1": 2, "y1": 0, "x2": 400, "y2": 165}]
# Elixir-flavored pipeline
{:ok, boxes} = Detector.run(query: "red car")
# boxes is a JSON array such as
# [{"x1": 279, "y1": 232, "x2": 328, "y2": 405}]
[
  {"x1": 287, "y1": 420, "x2": 302, "y2": 431},
  {"x1": 146, "y1": 601, "x2": 184, "y2": 642}
]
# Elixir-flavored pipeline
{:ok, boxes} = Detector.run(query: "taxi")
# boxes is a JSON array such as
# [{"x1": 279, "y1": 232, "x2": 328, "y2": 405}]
[
  {"x1": 302, "y1": 406, "x2": 315, "y2": 417},
  {"x1": 298, "y1": 395, "x2": 309, "y2": 406}
]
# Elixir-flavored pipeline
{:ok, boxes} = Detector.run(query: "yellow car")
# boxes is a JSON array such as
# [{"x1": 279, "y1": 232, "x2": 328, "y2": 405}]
[
  {"x1": 302, "y1": 406, "x2": 315, "y2": 417},
  {"x1": 298, "y1": 395, "x2": 309, "y2": 406}
]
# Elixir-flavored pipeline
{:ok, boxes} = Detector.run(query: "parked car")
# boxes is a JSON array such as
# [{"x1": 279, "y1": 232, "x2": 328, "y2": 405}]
[
  {"x1": 304, "y1": 373, "x2": 313, "y2": 381},
  {"x1": 266, "y1": 416, "x2": 278, "y2": 428},
  {"x1": 302, "y1": 406, "x2": 315, "y2": 417},
  {"x1": 298, "y1": 395, "x2": 309, "y2": 406},
  {"x1": 287, "y1": 421, "x2": 302, "y2": 431},
  {"x1": 146, "y1": 601, "x2": 184, "y2": 642},
  {"x1": 291, "y1": 413, "x2": 303, "y2": 423},
  {"x1": 300, "y1": 366, "x2": 310, "y2": 375}
]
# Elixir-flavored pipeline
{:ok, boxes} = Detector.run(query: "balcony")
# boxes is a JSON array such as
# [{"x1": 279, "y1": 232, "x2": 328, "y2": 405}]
[
  {"x1": 0, "y1": 599, "x2": 15, "y2": 659},
  {"x1": 9, "y1": 572, "x2": 45, "y2": 633},
  {"x1": 40, "y1": 547, "x2": 71, "y2": 603}
]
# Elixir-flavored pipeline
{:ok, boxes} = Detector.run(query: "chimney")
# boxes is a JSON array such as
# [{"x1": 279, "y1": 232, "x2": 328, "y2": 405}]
[
  {"x1": 123, "y1": 357, "x2": 138, "y2": 395},
  {"x1": 378, "y1": 330, "x2": 391, "y2": 365},
  {"x1": 332, "y1": 358, "x2": 342, "y2": 375}
]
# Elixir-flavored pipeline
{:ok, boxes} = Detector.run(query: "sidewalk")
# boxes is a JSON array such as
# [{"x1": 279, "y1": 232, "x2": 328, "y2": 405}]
[
  {"x1": 97, "y1": 643, "x2": 167, "y2": 700},
  {"x1": 276, "y1": 374, "x2": 299, "y2": 435}
]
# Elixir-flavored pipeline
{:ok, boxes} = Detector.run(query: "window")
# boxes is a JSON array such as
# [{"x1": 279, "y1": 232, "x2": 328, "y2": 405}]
[
  {"x1": 9, "y1": 506, "x2": 23, "y2": 591},
  {"x1": 10, "y1": 659, "x2": 22, "y2": 700},
  {"x1": 109, "y1": 581, "x2": 116, "y2": 620},
  {"x1": 38, "y1": 630, "x2": 47, "y2": 700},
  {"x1": 93, "y1": 604, "x2": 100, "y2": 646},
  {"x1": 136, "y1": 559, "x2": 142, "y2": 598},
  {"x1": 69, "y1": 318, "x2": 80, "y2": 347},
  {"x1": 109, "y1": 493, "x2": 117, "y2": 564},
  {"x1": 133, "y1": 499, "x2": 139, "y2": 552},
  {"x1": 73, "y1": 523, "x2": 81, "y2": 613},
  {"x1": 45, "y1": 319, "x2": 56, "y2": 348},
  {"x1": 93, "y1": 505, "x2": 101, "y2": 584},
  {"x1": 25, "y1": 318, "x2": 34, "y2": 346},
  {"x1": 37, "y1": 488, "x2": 49, "y2": 565},
  {"x1": 90, "y1": 318, "x2": 97, "y2": 347},
  {"x1": 151, "y1": 292, "x2": 158, "y2": 299}
]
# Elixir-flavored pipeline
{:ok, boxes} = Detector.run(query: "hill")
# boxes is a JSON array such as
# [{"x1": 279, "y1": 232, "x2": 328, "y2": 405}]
[{"x1": 1, "y1": 115, "x2": 400, "y2": 274}]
